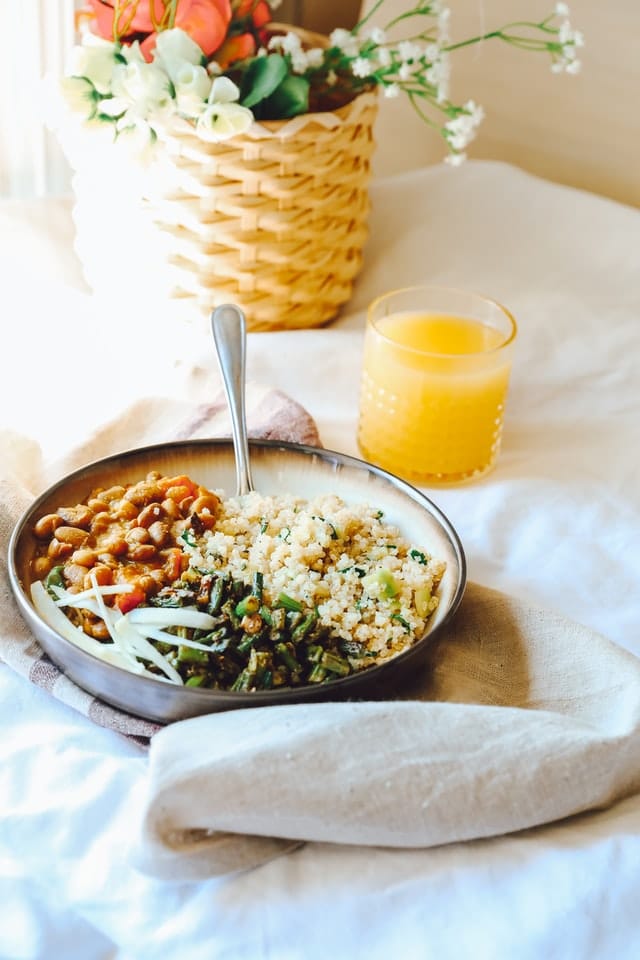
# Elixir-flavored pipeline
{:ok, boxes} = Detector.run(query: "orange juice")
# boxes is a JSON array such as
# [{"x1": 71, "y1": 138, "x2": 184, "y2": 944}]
[{"x1": 358, "y1": 294, "x2": 516, "y2": 484}]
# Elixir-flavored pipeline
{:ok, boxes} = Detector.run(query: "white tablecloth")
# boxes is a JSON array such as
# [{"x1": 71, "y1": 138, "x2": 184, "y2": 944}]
[{"x1": 1, "y1": 160, "x2": 639, "y2": 959}]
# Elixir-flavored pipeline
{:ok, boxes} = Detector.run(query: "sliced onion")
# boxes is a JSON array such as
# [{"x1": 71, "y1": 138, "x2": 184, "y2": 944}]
[{"x1": 126, "y1": 606, "x2": 216, "y2": 630}]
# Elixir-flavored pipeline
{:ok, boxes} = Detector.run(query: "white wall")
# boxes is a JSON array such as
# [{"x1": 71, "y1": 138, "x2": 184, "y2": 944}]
[{"x1": 362, "y1": 0, "x2": 640, "y2": 207}]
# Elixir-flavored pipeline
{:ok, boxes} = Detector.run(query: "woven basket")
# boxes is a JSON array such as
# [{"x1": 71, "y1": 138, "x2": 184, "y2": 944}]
[{"x1": 63, "y1": 87, "x2": 378, "y2": 332}]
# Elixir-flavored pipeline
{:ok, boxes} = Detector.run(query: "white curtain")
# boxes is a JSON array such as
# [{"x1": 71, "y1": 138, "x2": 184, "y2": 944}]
[{"x1": 0, "y1": 0, "x2": 76, "y2": 198}]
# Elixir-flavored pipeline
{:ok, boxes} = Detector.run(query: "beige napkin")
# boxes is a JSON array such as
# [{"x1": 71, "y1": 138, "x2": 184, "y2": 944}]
[
  {"x1": 0, "y1": 385, "x2": 320, "y2": 741},
  {"x1": 132, "y1": 583, "x2": 640, "y2": 879}
]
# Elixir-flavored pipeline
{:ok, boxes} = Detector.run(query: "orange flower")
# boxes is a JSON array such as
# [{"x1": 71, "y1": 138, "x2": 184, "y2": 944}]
[
  {"x1": 87, "y1": 1, "x2": 233, "y2": 60},
  {"x1": 215, "y1": 32, "x2": 256, "y2": 69},
  {"x1": 87, "y1": 1, "x2": 158, "y2": 39},
  {"x1": 234, "y1": 0, "x2": 270, "y2": 28},
  {"x1": 173, "y1": 0, "x2": 233, "y2": 57}
]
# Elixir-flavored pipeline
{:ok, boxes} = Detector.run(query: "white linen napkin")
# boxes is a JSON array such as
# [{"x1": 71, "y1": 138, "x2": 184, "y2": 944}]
[{"x1": 132, "y1": 582, "x2": 640, "y2": 879}]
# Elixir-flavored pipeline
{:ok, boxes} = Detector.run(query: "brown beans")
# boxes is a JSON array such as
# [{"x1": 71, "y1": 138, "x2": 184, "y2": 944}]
[
  {"x1": 127, "y1": 543, "x2": 157, "y2": 562},
  {"x1": 113, "y1": 500, "x2": 139, "y2": 521},
  {"x1": 124, "y1": 480, "x2": 163, "y2": 506},
  {"x1": 56, "y1": 505, "x2": 94, "y2": 529},
  {"x1": 90, "y1": 512, "x2": 113, "y2": 535},
  {"x1": 191, "y1": 494, "x2": 220, "y2": 516},
  {"x1": 47, "y1": 538, "x2": 74, "y2": 560},
  {"x1": 33, "y1": 514, "x2": 62, "y2": 540},
  {"x1": 70, "y1": 547, "x2": 98, "y2": 568},
  {"x1": 137, "y1": 503, "x2": 167, "y2": 528},
  {"x1": 164, "y1": 484, "x2": 192, "y2": 503},
  {"x1": 64, "y1": 563, "x2": 90, "y2": 587},
  {"x1": 32, "y1": 556, "x2": 53, "y2": 578},
  {"x1": 100, "y1": 535, "x2": 128, "y2": 557},
  {"x1": 161, "y1": 498, "x2": 181, "y2": 520},
  {"x1": 126, "y1": 527, "x2": 150, "y2": 545},
  {"x1": 55, "y1": 526, "x2": 90, "y2": 548},
  {"x1": 100, "y1": 486, "x2": 126, "y2": 503},
  {"x1": 147, "y1": 521, "x2": 170, "y2": 547},
  {"x1": 91, "y1": 564, "x2": 114, "y2": 587}
]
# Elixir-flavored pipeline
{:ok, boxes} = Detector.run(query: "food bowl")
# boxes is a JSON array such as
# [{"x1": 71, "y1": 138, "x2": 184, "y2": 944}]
[{"x1": 8, "y1": 439, "x2": 466, "y2": 723}]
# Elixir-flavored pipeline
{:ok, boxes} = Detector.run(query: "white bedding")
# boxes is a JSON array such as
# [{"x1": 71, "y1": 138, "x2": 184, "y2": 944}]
[{"x1": 1, "y1": 159, "x2": 639, "y2": 959}]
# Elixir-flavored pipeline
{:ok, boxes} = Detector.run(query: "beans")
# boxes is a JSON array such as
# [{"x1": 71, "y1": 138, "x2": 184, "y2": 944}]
[
  {"x1": 30, "y1": 471, "x2": 223, "y2": 630},
  {"x1": 123, "y1": 480, "x2": 163, "y2": 507},
  {"x1": 91, "y1": 564, "x2": 114, "y2": 587},
  {"x1": 100, "y1": 486, "x2": 126, "y2": 503},
  {"x1": 70, "y1": 547, "x2": 98, "y2": 568},
  {"x1": 90, "y1": 512, "x2": 113, "y2": 535},
  {"x1": 127, "y1": 543, "x2": 157, "y2": 562},
  {"x1": 56, "y1": 505, "x2": 94, "y2": 529},
  {"x1": 161, "y1": 498, "x2": 181, "y2": 520},
  {"x1": 47, "y1": 538, "x2": 74, "y2": 560},
  {"x1": 55, "y1": 526, "x2": 90, "y2": 548},
  {"x1": 137, "y1": 503, "x2": 167, "y2": 528},
  {"x1": 191, "y1": 494, "x2": 220, "y2": 516},
  {"x1": 164, "y1": 484, "x2": 192, "y2": 503},
  {"x1": 100, "y1": 535, "x2": 128, "y2": 557},
  {"x1": 147, "y1": 521, "x2": 170, "y2": 547},
  {"x1": 32, "y1": 556, "x2": 53, "y2": 578},
  {"x1": 113, "y1": 500, "x2": 139, "y2": 521},
  {"x1": 64, "y1": 563, "x2": 90, "y2": 587},
  {"x1": 33, "y1": 514, "x2": 62, "y2": 540},
  {"x1": 126, "y1": 527, "x2": 150, "y2": 545}
]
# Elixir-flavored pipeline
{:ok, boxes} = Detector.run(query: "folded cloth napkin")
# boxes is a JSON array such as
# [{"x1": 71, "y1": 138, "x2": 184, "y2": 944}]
[
  {"x1": 132, "y1": 586, "x2": 640, "y2": 879},
  {"x1": 0, "y1": 385, "x2": 321, "y2": 741}
]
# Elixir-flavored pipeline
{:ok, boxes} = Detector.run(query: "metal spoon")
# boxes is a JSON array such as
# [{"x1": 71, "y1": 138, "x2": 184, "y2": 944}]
[{"x1": 211, "y1": 303, "x2": 255, "y2": 497}]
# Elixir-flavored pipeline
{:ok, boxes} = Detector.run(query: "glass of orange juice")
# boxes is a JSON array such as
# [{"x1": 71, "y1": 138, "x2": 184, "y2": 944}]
[{"x1": 357, "y1": 285, "x2": 517, "y2": 484}]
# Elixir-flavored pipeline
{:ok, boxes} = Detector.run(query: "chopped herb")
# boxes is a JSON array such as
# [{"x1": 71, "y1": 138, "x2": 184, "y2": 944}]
[
  {"x1": 180, "y1": 528, "x2": 197, "y2": 548},
  {"x1": 391, "y1": 613, "x2": 412, "y2": 633},
  {"x1": 410, "y1": 549, "x2": 427, "y2": 564}
]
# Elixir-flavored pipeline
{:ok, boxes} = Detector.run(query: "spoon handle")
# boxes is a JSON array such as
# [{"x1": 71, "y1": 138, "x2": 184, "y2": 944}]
[{"x1": 211, "y1": 304, "x2": 254, "y2": 497}]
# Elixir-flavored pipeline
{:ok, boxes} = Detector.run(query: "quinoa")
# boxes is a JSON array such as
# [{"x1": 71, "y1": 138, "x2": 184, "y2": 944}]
[{"x1": 183, "y1": 491, "x2": 446, "y2": 663}]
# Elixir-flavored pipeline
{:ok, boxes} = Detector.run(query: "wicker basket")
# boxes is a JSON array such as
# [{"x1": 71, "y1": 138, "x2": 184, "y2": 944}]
[{"x1": 64, "y1": 89, "x2": 378, "y2": 332}]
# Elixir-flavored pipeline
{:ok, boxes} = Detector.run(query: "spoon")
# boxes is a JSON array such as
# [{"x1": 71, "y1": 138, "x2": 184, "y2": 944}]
[{"x1": 211, "y1": 303, "x2": 255, "y2": 497}]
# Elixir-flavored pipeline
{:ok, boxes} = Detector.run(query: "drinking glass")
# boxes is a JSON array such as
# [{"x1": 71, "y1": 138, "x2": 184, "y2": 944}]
[{"x1": 357, "y1": 285, "x2": 517, "y2": 484}]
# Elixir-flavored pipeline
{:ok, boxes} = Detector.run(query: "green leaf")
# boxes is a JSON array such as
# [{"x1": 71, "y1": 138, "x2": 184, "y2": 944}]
[
  {"x1": 264, "y1": 74, "x2": 310, "y2": 119},
  {"x1": 240, "y1": 54, "x2": 288, "y2": 108}
]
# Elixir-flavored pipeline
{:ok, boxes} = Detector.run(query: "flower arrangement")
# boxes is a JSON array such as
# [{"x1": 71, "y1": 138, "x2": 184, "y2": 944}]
[{"x1": 61, "y1": 0, "x2": 583, "y2": 164}]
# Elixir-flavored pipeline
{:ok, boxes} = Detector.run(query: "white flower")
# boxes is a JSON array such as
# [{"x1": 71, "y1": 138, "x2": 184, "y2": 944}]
[
  {"x1": 208, "y1": 76, "x2": 242, "y2": 105},
  {"x1": 67, "y1": 36, "x2": 118, "y2": 95},
  {"x1": 152, "y1": 28, "x2": 204, "y2": 85},
  {"x1": 268, "y1": 31, "x2": 302, "y2": 55},
  {"x1": 383, "y1": 83, "x2": 400, "y2": 99},
  {"x1": 109, "y1": 60, "x2": 174, "y2": 122},
  {"x1": 376, "y1": 47, "x2": 392, "y2": 68},
  {"x1": 398, "y1": 62, "x2": 412, "y2": 82},
  {"x1": 397, "y1": 41, "x2": 423, "y2": 63},
  {"x1": 365, "y1": 27, "x2": 387, "y2": 45},
  {"x1": 305, "y1": 47, "x2": 325, "y2": 69},
  {"x1": 554, "y1": 2, "x2": 570, "y2": 15},
  {"x1": 329, "y1": 28, "x2": 360, "y2": 58},
  {"x1": 174, "y1": 63, "x2": 212, "y2": 119},
  {"x1": 114, "y1": 116, "x2": 158, "y2": 164},
  {"x1": 59, "y1": 75, "x2": 96, "y2": 119},
  {"x1": 444, "y1": 100, "x2": 484, "y2": 150},
  {"x1": 196, "y1": 102, "x2": 253, "y2": 141},
  {"x1": 445, "y1": 151, "x2": 466, "y2": 167},
  {"x1": 352, "y1": 57, "x2": 372, "y2": 79}
]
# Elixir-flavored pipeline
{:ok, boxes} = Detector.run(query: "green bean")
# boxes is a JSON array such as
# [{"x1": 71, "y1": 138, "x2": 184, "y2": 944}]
[
  {"x1": 235, "y1": 595, "x2": 260, "y2": 617},
  {"x1": 45, "y1": 565, "x2": 65, "y2": 595},
  {"x1": 275, "y1": 593, "x2": 303, "y2": 613},
  {"x1": 291, "y1": 610, "x2": 318, "y2": 642}
]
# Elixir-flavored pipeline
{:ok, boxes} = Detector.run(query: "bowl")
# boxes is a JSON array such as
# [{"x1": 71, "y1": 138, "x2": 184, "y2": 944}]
[{"x1": 8, "y1": 439, "x2": 466, "y2": 723}]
